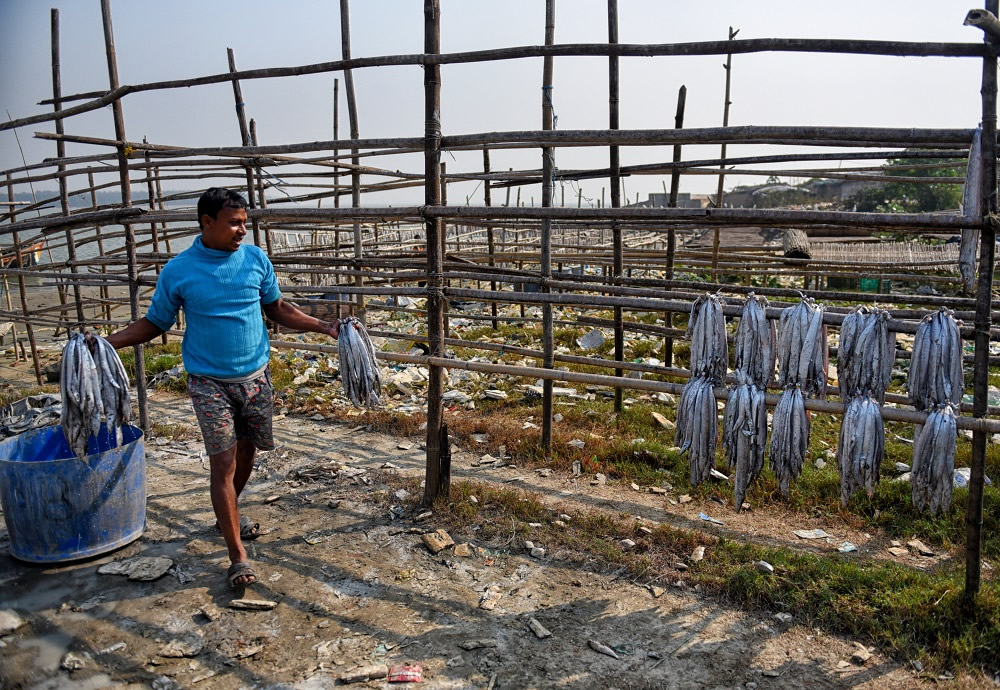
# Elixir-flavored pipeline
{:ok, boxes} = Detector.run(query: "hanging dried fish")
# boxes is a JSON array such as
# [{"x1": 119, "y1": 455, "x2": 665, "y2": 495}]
[
  {"x1": 732, "y1": 292, "x2": 776, "y2": 389},
  {"x1": 907, "y1": 307, "x2": 964, "y2": 411},
  {"x1": 768, "y1": 386, "x2": 809, "y2": 497},
  {"x1": 836, "y1": 395, "x2": 885, "y2": 505},
  {"x1": 723, "y1": 370, "x2": 768, "y2": 506},
  {"x1": 911, "y1": 404, "x2": 957, "y2": 516},
  {"x1": 776, "y1": 296, "x2": 826, "y2": 397},
  {"x1": 337, "y1": 316, "x2": 382, "y2": 408},
  {"x1": 60, "y1": 333, "x2": 132, "y2": 458},
  {"x1": 675, "y1": 374, "x2": 719, "y2": 487},
  {"x1": 837, "y1": 306, "x2": 894, "y2": 403},
  {"x1": 686, "y1": 292, "x2": 728, "y2": 383},
  {"x1": 960, "y1": 126, "x2": 983, "y2": 294}
]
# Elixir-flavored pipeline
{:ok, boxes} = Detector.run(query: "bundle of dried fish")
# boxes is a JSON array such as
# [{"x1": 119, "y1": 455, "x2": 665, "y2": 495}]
[
  {"x1": 732, "y1": 292, "x2": 776, "y2": 389},
  {"x1": 675, "y1": 375, "x2": 719, "y2": 487},
  {"x1": 60, "y1": 333, "x2": 132, "y2": 458},
  {"x1": 837, "y1": 306, "x2": 895, "y2": 403},
  {"x1": 836, "y1": 395, "x2": 885, "y2": 505},
  {"x1": 907, "y1": 307, "x2": 964, "y2": 411},
  {"x1": 768, "y1": 386, "x2": 809, "y2": 497},
  {"x1": 960, "y1": 126, "x2": 983, "y2": 294},
  {"x1": 911, "y1": 404, "x2": 957, "y2": 516},
  {"x1": 338, "y1": 317, "x2": 382, "y2": 408},
  {"x1": 723, "y1": 370, "x2": 768, "y2": 506},
  {"x1": 686, "y1": 293, "x2": 728, "y2": 382},
  {"x1": 776, "y1": 296, "x2": 826, "y2": 397}
]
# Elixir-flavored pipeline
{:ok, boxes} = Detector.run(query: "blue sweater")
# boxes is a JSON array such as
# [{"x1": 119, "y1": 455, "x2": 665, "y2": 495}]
[{"x1": 146, "y1": 237, "x2": 281, "y2": 379}]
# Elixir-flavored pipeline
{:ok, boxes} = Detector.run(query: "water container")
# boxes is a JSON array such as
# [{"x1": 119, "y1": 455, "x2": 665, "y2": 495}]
[{"x1": 0, "y1": 424, "x2": 146, "y2": 563}]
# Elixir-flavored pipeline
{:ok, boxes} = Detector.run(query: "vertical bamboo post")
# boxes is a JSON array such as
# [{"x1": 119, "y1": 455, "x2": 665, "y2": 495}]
[
  {"x1": 333, "y1": 78, "x2": 343, "y2": 319},
  {"x1": 484, "y1": 148, "x2": 499, "y2": 330},
  {"x1": 965, "y1": 0, "x2": 998, "y2": 600},
  {"x1": 664, "y1": 84, "x2": 686, "y2": 366},
  {"x1": 711, "y1": 26, "x2": 738, "y2": 281},
  {"x1": 5, "y1": 175, "x2": 43, "y2": 384},
  {"x1": 226, "y1": 47, "x2": 262, "y2": 247},
  {"x1": 153, "y1": 167, "x2": 171, "y2": 253},
  {"x1": 51, "y1": 8, "x2": 85, "y2": 332},
  {"x1": 249, "y1": 119, "x2": 273, "y2": 254},
  {"x1": 440, "y1": 161, "x2": 450, "y2": 341},
  {"x1": 100, "y1": 0, "x2": 149, "y2": 432},
  {"x1": 340, "y1": 0, "x2": 365, "y2": 324},
  {"x1": 143, "y1": 141, "x2": 167, "y2": 344},
  {"x1": 87, "y1": 172, "x2": 113, "y2": 325},
  {"x1": 540, "y1": 0, "x2": 556, "y2": 451},
  {"x1": 423, "y1": 0, "x2": 446, "y2": 503},
  {"x1": 608, "y1": 0, "x2": 624, "y2": 413}
]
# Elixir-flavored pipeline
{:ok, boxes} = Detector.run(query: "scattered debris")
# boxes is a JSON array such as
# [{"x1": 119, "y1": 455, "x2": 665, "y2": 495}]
[
  {"x1": 422, "y1": 529, "x2": 455, "y2": 554},
  {"x1": 340, "y1": 664, "x2": 389, "y2": 684},
  {"x1": 698, "y1": 512, "x2": 725, "y2": 526},
  {"x1": 530, "y1": 547, "x2": 546, "y2": 559},
  {"x1": 577, "y1": 329, "x2": 606, "y2": 350},
  {"x1": 479, "y1": 586, "x2": 503, "y2": 611},
  {"x1": 774, "y1": 613, "x2": 793, "y2": 623},
  {"x1": 756, "y1": 560, "x2": 774, "y2": 575},
  {"x1": 303, "y1": 532, "x2": 327, "y2": 545},
  {"x1": 159, "y1": 633, "x2": 204, "y2": 658},
  {"x1": 838, "y1": 542, "x2": 858, "y2": 553},
  {"x1": 651, "y1": 412, "x2": 674, "y2": 430},
  {"x1": 851, "y1": 642, "x2": 872, "y2": 665},
  {"x1": 678, "y1": 494, "x2": 692, "y2": 504},
  {"x1": 907, "y1": 539, "x2": 936, "y2": 557},
  {"x1": 198, "y1": 605, "x2": 222, "y2": 622},
  {"x1": 793, "y1": 529, "x2": 830, "y2": 540},
  {"x1": 60, "y1": 652, "x2": 86, "y2": 671},
  {"x1": 98, "y1": 556, "x2": 173, "y2": 581},
  {"x1": 588, "y1": 639, "x2": 620, "y2": 659},
  {"x1": 567, "y1": 439, "x2": 586, "y2": 450},
  {"x1": 98, "y1": 641, "x2": 127, "y2": 655},
  {"x1": 454, "y1": 543, "x2": 473, "y2": 557},
  {"x1": 415, "y1": 510, "x2": 433, "y2": 522},
  {"x1": 620, "y1": 539, "x2": 636, "y2": 549},
  {"x1": 648, "y1": 585, "x2": 665, "y2": 598},
  {"x1": 264, "y1": 494, "x2": 280, "y2": 504},
  {"x1": 397, "y1": 441, "x2": 415, "y2": 450},
  {"x1": 888, "y1": 547, "x2": 909, "y2": 557},
  {"x1": 228, "y1": 599, "x2": 278, "y2": 611},
  {"x1": 691, "y1": 546, "x2": 705, "y2": 562},
  {"x1": 528, "y1": 618, "x2": 553, "y2": 639},
  {"x1": 388, "y1": 663, "x2": 423, "y2": 683},
  {"x1": 459, "y1": 639, "x2": 498, "y2": 651},
  {"x1": 591, "y1": 473, "x2": 607, "y2": 486}
]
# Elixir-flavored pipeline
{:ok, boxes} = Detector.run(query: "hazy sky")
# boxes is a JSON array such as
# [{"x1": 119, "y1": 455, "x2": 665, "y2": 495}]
[{"x1": 0, "y1": 1, "x2": 988, "y2": 207}]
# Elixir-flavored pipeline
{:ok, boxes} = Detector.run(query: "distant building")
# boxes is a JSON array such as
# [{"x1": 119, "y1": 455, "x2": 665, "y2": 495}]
[{"x1": 631, "y1": 192, "x2": 713, "y2": 209}]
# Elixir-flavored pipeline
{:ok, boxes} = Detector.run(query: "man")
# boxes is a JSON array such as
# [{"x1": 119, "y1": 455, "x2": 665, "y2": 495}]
[{"x1": 106, "y1": 188, "x2": 340, "y2": 589}]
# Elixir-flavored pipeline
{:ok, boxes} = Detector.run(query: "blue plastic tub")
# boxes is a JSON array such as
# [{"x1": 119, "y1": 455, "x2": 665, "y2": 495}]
[{"x1": 0, "y1": 424, "x2": 146, "y2": 563}]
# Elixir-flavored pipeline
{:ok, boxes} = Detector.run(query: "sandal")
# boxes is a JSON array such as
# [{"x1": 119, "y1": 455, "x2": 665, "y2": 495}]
[
  {"x1": 227, "y1": 561, "x2": 257, "y2": 590},
  {"x1": 215, "y1": 516, "x2": 262, "y2": 541}
]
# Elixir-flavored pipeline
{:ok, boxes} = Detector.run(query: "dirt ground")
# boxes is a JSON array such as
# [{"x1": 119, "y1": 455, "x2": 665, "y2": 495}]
[{"x1": 1, "y1": 386, "x2": 979, "y2": 690}]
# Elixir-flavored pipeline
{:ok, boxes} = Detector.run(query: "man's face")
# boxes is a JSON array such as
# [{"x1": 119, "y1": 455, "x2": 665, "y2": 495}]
[{"x1": 201, "y1": 205, "x2": 247, "y2": 251}]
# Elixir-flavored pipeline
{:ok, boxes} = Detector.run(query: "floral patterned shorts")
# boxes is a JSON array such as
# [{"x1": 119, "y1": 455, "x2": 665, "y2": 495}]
[{"x1": 187, "y1": 369, "x2": 275, "y2": 456}]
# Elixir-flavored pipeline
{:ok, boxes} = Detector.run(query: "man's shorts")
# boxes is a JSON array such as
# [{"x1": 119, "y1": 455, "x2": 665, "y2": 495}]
[{"x1": 187, "y1": 369, "x2": 276, "y2": 456}]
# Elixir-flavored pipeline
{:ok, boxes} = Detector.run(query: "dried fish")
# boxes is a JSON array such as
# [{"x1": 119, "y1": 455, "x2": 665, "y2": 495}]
[
  {"x1": 732, "y1": 292, "x2": 776, "y2": 389},
  {"x1": 776, "y1": 296, "x2": 826, "y2": 397},
  {"x1": 907, "y1": 307, "x2": 963, "y2": 410},
  {"x1": 686, "y1": 292, "x2": 728, "y2": 382},
  {"x1": 338, "y1": 317, "x2": 382, "y2": 408},
  {"x1": 675, "y1": 375, "x2": 719, "y2": 487},
  {"x1": 769, "y1": 386, "x2": 809, "y2": 497},
  {"x1": 723, "y1": 370, "x2": 768, "y2": 507},
  {"x1": 59, "y1": 333, "x2": 132, "y2": 458},
  {"x1": 838, "y1": 306, "x2": 894, "y2": 403},
  {"x1": 911, "y1": 404, "x2": 957, "y2": 516},
  {"x1": 960, "y1": 126, "x2": 982, "y2": 294},
  {"x1": 837, "y1": 395, "x2": 885, "y2": 505}
]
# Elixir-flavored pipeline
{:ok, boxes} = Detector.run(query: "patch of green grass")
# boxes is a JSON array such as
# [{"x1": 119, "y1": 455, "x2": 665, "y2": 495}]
[
  {"x1": 118, "y1": 342, "x2": 182, "y2": 383},
  {"x1": 428, "y1": 479, "x2": 999, "y2": 673},
  {"x1": 0, "y1": 384, "x2": 59, "y2": 407}
]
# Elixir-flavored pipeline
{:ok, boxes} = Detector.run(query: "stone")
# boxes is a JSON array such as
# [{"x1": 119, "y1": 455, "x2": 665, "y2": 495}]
[
  {"x1": 630, "y1": 482, "x2": 642, "y2": 491},
  {"x1": 61, "y1": 652, "x2": 86, "y2": 671},
  {"x1": 454, "y1": 543, "x2": 473, "y2": 558},
  {"x1": 459, "y1": 639, "x2": 498, "y2": 651},
  {"x1": 851, "y1": 642, "x2": 872, "y2": 665},
  {"x1": 679, "y1": 494, "x2": 692, "y2": 504},
  {"x1": 774, "y1": 613, "x2": 793, "y2": 623},
  {"x1": 340, "y1": 665, "x2": 389, "y2": 684},
  {"x1": 422, "y1": 529, "x2": 455, "y2": 554},
  {"x1": 756, "y1": 560, "x2": 774, "y2": 575},
  {"x1": 620, "y1": 539, "x2": 636, "y2": 549},
  {"x1": 648, "y1": 585, "x2": 665, "y2": 598},
  {"x1": 483, "y1": 389, "x2": 508, "y2": 400},
  {"x1": 159, "y1": 633, "x2": 204, "y2": 658},
  {"x1": 567, "y1": 439, "x2": 586, "y2": 449},
  {"x1": 558, "y1": 514, "x2": 571, "y2": 521},
  {"x1": 814, "y1": 458, "x2": 826, "y2": 469},
  {"x1": 528, "y1": 618, "x2": 553, "y2": 639},
  {"x1": 530, "y1": 547, "x2": 546, "y2": 559},
  {"x1": 228, "y1": 599, "x2": 277, "y2": 611},
  {"x1": 479, "y1": 586, "x2": 503, "y2": 611},
  {"x1": 98, "y1": 556, "x2": 173, "y2": 582},
  {"x1": 651, "y1": 412, "x2": 674, "y2": 430},
  {"x1": 888, "y1": 547, "x2": 909, "y2": 557},
  {"x1": 691, "y1": 546, "x2": 705, "y2": 562},
  {"x1": 649, "y1": 486, "x2": 668, "y2": 494},
  {"x1": 577, "y1": 329, "x2": 606, "y2": 350},
  {"x1": 0, "y1": 610, "x2": 25, "y2": 635},
  {"x1": 907, "y1": 539, "x2": 935, "y2": 557}
]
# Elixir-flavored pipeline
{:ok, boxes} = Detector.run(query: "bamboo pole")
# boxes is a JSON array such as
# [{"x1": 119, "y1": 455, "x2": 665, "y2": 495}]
[
  {"x1": 423, "y1": 0, "x2": 446, "y2": 503},
  {"x1": 333, "y1": 78, "x2": 343, "y2": 319},
  {"x1": 100, "y1": 0, "x2": 149, "y2": 432},
  {"x1": 87, "y1": 172, "x2": 113, "y2": 326},
  {"x1": 540, "y1": 0, "x2": 556, "y2": 452},
  {"x1": 609, "y1": 0, "x2": 624, "y2": 413},
  {"x1": 340, "y1": 0, "x2": 365, "y2": 323},
  {"x1": 711, "y1": 27, "x2": 738, "y2": 281},
  {"x1": 249, "y1": 119, "x2": 273, "y2": 254},
  {"x1": 441, "y1": 161, "x2": 450, "y2": 341},
  {"x1": 227, "y1": 47, "x2": 262, "y2": 247},
  {"x1": 143, "y1": 141, "x2": 167, "y2": 344},
  {"x1": 965, "y1": 0, "x2": 998, "y2": 601},
  {"x1": 664, "y1": 84, "x2": 686, "y2": 366},
  {"x1": 50, "y1": 8, "x2": 83, "y2": 332},
  {"x1": 484, "y1": 147, "x2": 499, "y2": 330},
  {"x1": 5, "y1": 175, "x2": 42, "y2": 384}
]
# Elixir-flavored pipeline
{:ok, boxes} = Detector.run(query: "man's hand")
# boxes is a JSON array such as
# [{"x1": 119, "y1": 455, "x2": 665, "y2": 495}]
[{"x1": 319, "y1": 319, "x2": 340, "y2": 339}]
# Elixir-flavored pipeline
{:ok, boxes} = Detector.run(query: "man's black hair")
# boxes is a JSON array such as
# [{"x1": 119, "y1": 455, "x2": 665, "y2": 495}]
[{"x1": 197, "y1": 187, "x2": 247, "y2": 229}]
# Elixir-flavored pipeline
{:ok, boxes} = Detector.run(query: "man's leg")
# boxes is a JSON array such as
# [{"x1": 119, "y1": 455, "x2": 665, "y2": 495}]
[
  {"x1": 209, "y1": 443, "x2": 255, "y2": 586},
  {"x1": 233, "y1": 437, "x2": 257, "y2": 497}
]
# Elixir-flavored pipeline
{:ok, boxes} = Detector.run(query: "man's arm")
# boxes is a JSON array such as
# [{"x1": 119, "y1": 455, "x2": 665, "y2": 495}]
[
  {"x1": 262, "y1": 299, "x2": 339, "y2": 338},
  {"x1": 105, "y1": 317, "x2": 166, "y2": 349}
]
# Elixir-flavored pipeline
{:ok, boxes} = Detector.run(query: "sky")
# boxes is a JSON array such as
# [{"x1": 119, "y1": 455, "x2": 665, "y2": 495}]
[{"x1": 0, "y1": 0, "x2": 989, "y2": 208}]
